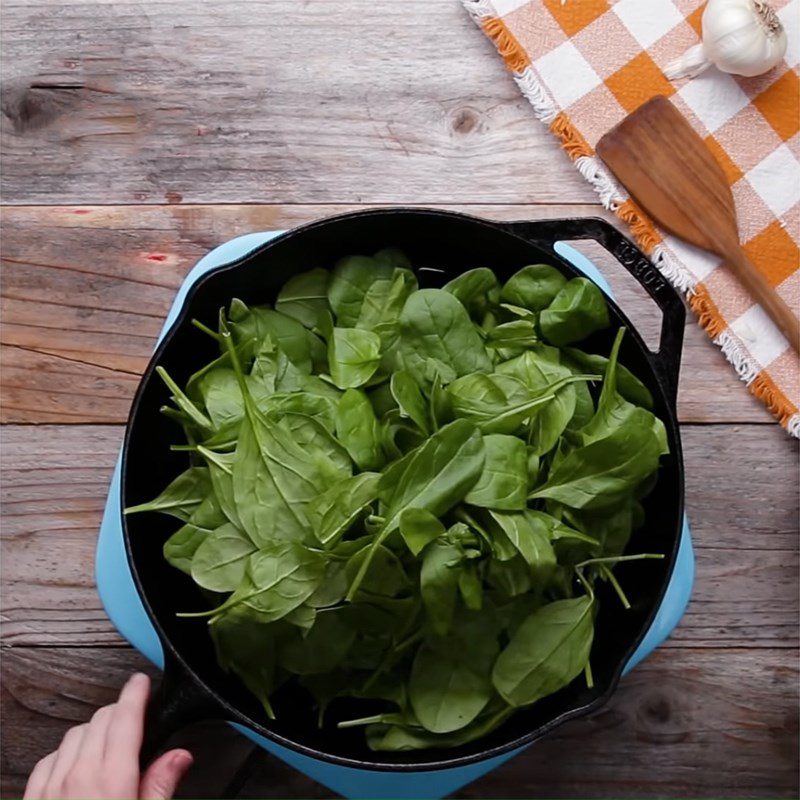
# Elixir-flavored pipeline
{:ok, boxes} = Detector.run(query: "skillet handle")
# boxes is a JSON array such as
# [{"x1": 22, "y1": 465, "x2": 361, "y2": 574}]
[
  {"x1": 502, "y1": 217, "x2": 685, "y2": 407},
  {"x1": 140, "y1": 653, "x2": 226, "y2": 767}
]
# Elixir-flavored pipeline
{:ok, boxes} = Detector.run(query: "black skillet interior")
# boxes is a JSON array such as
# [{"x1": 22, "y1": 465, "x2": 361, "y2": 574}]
[{"x1": 123, "y1": 208, "x2": 685, "y2": 770}]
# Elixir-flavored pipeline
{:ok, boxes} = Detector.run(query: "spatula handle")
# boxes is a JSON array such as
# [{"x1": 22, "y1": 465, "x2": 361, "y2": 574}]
[{"x1": 726, "y1": 246, "x2": 800, "y2": 353}]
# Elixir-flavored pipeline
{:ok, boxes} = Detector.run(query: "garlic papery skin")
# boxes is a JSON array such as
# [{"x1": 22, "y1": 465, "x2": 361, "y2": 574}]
[{"x1": 665, "y1": 0, "x2": 787, "y2": 80}]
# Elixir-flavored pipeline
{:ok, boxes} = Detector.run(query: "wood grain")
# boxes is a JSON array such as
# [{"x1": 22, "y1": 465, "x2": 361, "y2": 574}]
[
  {"x1": 2, "y1": 424, "x2": 796, "y2": 648},
  {"x1": 0, "y1": 204, "x2": 772, "y2": 424},
  {"x1": 0, "y1": 0, "x2": 596, "y2": 206},
  {"x1": 1, "y1": 646, "x2": 796, "y2": 799}
]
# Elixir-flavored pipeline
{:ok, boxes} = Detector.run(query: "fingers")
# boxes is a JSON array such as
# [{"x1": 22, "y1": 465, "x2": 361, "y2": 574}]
[
  {"x1": 80, "y1": 703, "x2": 116, "y2": 762},
  {"x1": 105, "y1": 673, "x2": 150, "y2": 768},
  {"x1": 43, "y1": 724, "x2": 87, "y2": 797},
  {"x1": 23, "y1": 752, "x2": 55, "y2": 800},
  {"x1": 24, "y1": 673, "x2": 166, "y2": 800},
  {"x1": 139, "y1": 750, "x2": 193, "y2": 800}
]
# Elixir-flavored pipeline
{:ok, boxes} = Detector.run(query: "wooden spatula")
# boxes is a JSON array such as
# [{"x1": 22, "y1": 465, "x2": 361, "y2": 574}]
[{"x1": 597, "y1": 95, "x2": 799, "y2": 353}]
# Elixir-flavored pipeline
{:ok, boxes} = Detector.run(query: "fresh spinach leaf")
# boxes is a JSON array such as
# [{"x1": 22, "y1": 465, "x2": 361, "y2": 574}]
[
  {"x1": 420, "y1": 541, "x2": 462, "y2": 636},
  {"x1": 530, "y1": 413, "x2": 663, "y2": 510},
  {"x1": 275, "y1": 268, "x2": 330, "y2": 329},
  {"x1": 501, "y1": 264, "x2": 567, "y2": 312},
  {"x1": 457, "y1": 564, "x2": 483, "y2": 611},
  {"x1": 229, "y1": 301, "x2": 325, "y2": 373},
  {"x1": 464, "y1": 434, "x2": 527, "y2": 511},
  {"x1": 187, "y1": 541, "x2": 327, "y2": 621},
  {"x1": 377, "y1": 419, "x2": 485, "y2": 535},
  {"x1": 485, "y1": 320, "x2": 539, "y2": 350},
  {"x1": 308, "y1": 472, "x2": 381, "y2": 546},
  {"x1": 284, "y1": 603, "x2": 317, "y2": 632},
  {"x1": 487, "y1": 510, "x2": 556, "y2": 581},
  {"x1": 390, "y1": 370, "x2": 430, "y2": 435},
  {"x1": 191, "y1": 522, "x2": 256, "y2": 592},
  {"x1": 448, "y1": 372, "x2": 593, "y2": 436},
  {"x1": 233, "y1": 412, "x2": 337, "y2": 545},
  {"x1": 262, "y1": 392, "x2": 339, "y2": 434},
  {"x1": 328, "y1": 327, "x2": 382, "y2": 389},
  {"x1": 492, "y1": 595, "x2": 594, "y2": 707},
  {"x1": 496, "y1": 348, "x2": 578, "y2": 455},
  {"x1": 280, "y1": 611, "x2": 356, "y2": 675},
  {"x1": 365, "y1": 703, "x2": 513, "y2": 751},
  {"x1": 374, "y1": 248, "x2": 412, "y2": 269},
  {"x1": 197, "y1": 368, "x2": 244, "y2": 429},
  {"x1": 428, "y1": 369, "x2": 452, "y2": 430},
  {"x1": 580, "y1": 328, "x2": 668, "y2": 456},
  {"x1": 443, "y1": 268, "x2": 500, "y2": 317},
  {"x1": 125, "y1": 467, "x2": 211, "y2": 521},
  {"x1": 563, "y1": 346, "x2": 653, "y2": 409},
  {"x1": 327, "y1": 255, "x2": 395, "y2": 328},
  {"x1": 357, "y1": 267, "x2": 417, "y2": 336},
  {"x1": 345, "y1": 544, "x2": 410, "y2": 600},
  {"x1": 408, "y1": 645, "x2": 493, "y2": 733},
  {"x1": 398, "y1": 508, "x2": 446, "y2": 557},
  {"x1": 210, "y1": 608, "x2": 278, "y2": 718},
  {"x1": 540, "y1": 278, "x2": 610, "y2": 347},
  {"x1": 196, "y1": 446, "x2": 242, "y2": 529},
  {"x1": 335, "y1": 388, "x2": 384, "y2": 471},
  {"x1": 398, "y1": 289, "x2": 492, "y2": 385}
]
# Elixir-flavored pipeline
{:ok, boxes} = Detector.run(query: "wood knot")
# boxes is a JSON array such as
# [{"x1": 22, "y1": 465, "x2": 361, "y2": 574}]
[
  {"x1": 644, "y1": 696, "x2": 672, "y2": 724},
  {"x1": 451, "y1": 108, "x2": 479, "y2": 135},
  {"x1": 1, "y1": 80, "x2": 84, "y2": 133},
  {"x1": 635, "y1": 691, "x2": 689, "y2": 744}
]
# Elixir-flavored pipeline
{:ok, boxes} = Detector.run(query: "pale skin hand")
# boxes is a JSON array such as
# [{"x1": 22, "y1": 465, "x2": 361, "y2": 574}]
[{"x1": 24, "y1": 673, "x2": 193, "y2": 800}]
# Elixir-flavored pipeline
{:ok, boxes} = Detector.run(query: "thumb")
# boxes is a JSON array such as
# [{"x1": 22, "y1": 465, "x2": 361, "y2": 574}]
[{"x1": 139, "y1": 749, "x2": 193, "y2": 800}]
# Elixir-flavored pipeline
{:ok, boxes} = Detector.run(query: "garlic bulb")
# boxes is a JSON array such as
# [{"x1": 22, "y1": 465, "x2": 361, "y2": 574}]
[{"x1": 665, "y1": 0, "x2": 787, "y2": 80}]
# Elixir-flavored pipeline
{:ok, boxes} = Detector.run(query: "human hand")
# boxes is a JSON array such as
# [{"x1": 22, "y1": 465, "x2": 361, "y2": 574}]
[{"x1": 24, "y1": 673, "x2": 193, "y2": 800}]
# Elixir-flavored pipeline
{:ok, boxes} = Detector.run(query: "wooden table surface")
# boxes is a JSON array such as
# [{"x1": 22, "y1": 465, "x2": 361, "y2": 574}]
[{"x1": 1, "y1": 2, "x2": 798, "y2": 798}]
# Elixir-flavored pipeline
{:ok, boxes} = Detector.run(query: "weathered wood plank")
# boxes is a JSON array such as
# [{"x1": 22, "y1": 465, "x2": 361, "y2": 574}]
[
  {"x1": 2, "y1": 424, "x2": 796, "y2": 648},
  {"x1": 0, "y1": 204, "x2": 771, "y2": 424},
  {"x1": 0, "y1": 0, "x2": 596, "y2": 205},
  {"x1": 0, "y1": 648, "x2": 256, "y2": 800},
  {"x1": 1, "y1": 646, "x2": 796, "y2": 799}
]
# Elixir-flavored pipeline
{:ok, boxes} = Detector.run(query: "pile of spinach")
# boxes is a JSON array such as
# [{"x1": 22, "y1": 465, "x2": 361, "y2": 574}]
[{"x1": 126, "y1": 249, "x2": 668, "y2": 751}]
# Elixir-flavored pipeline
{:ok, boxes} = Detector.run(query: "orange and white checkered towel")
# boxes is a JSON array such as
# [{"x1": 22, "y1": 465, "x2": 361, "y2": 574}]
[{"x1": 463, "y1": 0, "x2": 800, "y2": 435}]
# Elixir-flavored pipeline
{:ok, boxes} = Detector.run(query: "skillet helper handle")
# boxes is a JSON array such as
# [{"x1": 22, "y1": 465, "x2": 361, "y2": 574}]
[
  {"x1": 503, "y1": 217, "x2": 685, "y2": 406},
  {"x1": 140, "y1": 654, "x2": 224, "y2": 767}
]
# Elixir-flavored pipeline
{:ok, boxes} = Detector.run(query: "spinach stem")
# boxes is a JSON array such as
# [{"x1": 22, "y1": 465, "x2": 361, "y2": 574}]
[
  {"x1": 160, "y1": 405, "x2": 189, "y2": 425},
  {"x1": 337, "y1": 714, "x2": 386, "y2": 729},
  {"x1": 196, "y1": 445, "x2": 233, "y2": 475},
  {"x1": 192, "y1": 318, "x2": 222, "y2": 340},
  {"x1": 574, "y1": 566, "x2": 595, "y2": 600},
  {"x1": 346, "y1": 529, "x2": 391, "y2": 601},
  {"x1": 219, "y1": 317, "x2": 261, "y2": 423},
  {"x1": 156, "y1": 366, "x2": 213, "y2": 430},
  {"x1": 574, "y1": 553, "x2": 663, "y2": 569},
  {"x1": 600, "y1": 563, "x2": 631, "y2": 610},
  {"x1": 584, "y1": 659, "x2": 594, "y2": 689},
  {"x1": 394, "y1": 628, "x2": 423, "y2": 655}
]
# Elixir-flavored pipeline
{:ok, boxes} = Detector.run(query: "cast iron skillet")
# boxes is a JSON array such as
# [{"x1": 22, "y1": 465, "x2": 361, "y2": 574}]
[{"x1": 122, "y1": 208, "x2": 686, "y2": 769}]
